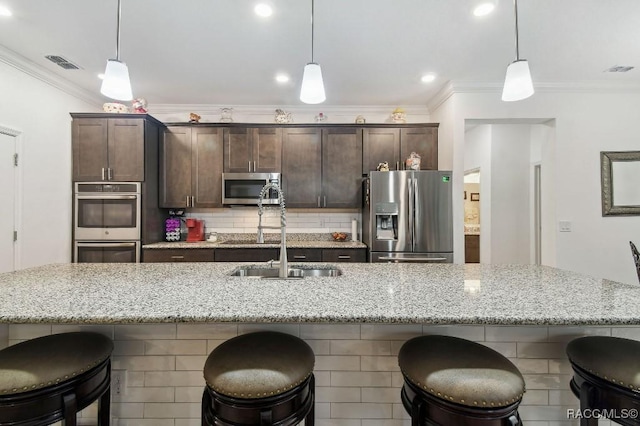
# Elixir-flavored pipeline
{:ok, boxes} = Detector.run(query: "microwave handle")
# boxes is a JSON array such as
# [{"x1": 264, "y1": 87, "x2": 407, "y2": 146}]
[{"x1": 76, "y1": 195, "x2": 138, "y2": 200}]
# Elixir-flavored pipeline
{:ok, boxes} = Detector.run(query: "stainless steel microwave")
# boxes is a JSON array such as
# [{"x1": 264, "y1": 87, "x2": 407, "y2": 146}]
[{"x1": 222, "y1": 173, "x2": 281, "y2": 205}]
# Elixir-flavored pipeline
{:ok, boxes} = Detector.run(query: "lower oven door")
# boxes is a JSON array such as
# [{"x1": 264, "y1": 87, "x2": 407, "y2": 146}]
[{"x1": 74, "y1": 241, "x2": 140, "y2": 263}]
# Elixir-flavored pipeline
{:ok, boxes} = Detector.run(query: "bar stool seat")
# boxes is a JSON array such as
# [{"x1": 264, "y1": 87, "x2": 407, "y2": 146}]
[
  {"x1": 567, "y1": 336, "x2": 640, "y2": 425},
  {"x1": 0, "y1": 331, "x2": 114, "y2": 425},
  {"x1": 202, "y1": 331, "x2": 315, "y2": 425},
  {"x1": 398, "y1": 335, "x2": 525, "y2": 425}
]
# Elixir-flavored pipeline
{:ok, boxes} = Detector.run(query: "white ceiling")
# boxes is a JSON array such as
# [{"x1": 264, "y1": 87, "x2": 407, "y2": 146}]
[{"x1": 1, "y1": 0, "x2": 639, "y2": 108}]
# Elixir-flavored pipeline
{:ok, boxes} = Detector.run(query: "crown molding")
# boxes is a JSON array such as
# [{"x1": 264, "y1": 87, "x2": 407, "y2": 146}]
[{"x1": 0, "y1": 45, "x2": 103, "y2": 107}]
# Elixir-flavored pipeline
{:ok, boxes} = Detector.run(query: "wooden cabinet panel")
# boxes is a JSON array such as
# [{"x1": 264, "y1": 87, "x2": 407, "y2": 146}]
[
  {"x1": 224, "y1": 127, "x2": 282, "y2": 173},
  {"x1": 287, "y1": 248, "x2": 322, "y2": 262},
  {"x1": 161, "y1": 127, "x2": 223, "y2": 208},
  {"x1": 322, "y1": 128, "x2": 363, "y2": 208},
  {"x1": 400, "y1": 127, "x2": 438, "y2": 171},
  {"x1": 72, "y1": 119, "x2": 108, "y2": 181},
  {"x1": 362, "y1": 128, "x2": 400, "y2": 174},
  {"x1": 160, "y1": 127, "x2": 192, "y2": 208},
  {"x1": 192, "y1": 127, "x2": 224, "y2": 207},
  {"x1": 214, "y1": 249, "x2": 279, "y2": 262},
  {"x1": 282, "y1": 128, "x2": 322, "y2": 208},
  {"x1": 322, "y1": 249, "x2": 366, "y2": 263},
  {"x1": 108, "y1": 119, "x2": 145, "y2": 181},
  {"x1": 143, "y1": 249, "x2": 214, "y2": 262},
  {"x1": 465, "y1": 235, "x2": 480, "y2": 263}
]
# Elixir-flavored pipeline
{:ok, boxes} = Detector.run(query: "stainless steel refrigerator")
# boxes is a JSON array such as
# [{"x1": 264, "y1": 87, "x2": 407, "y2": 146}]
[{"x1": 363, "y1": 171, "x2": 453, "y2": 263}]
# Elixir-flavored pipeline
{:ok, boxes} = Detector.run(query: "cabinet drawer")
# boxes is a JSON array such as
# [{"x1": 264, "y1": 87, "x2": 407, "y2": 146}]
[
  {"x1": 287, "y1": 248, "x2": 322, "y2": 262},
  {"x1": 322, "y1": 249, "x2": 366, "y2": 263},
  {"x1": 214, "y1": 248, "x2": 279, "y2": 262},
  {"x1": 143, "y1": 249, "x2": 214, "y2": 262}
]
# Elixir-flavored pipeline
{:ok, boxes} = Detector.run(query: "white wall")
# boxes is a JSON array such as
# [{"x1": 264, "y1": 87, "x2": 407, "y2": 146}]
[
  {"x1": 0, "y1": 61, "x2": 98, "y2": 269},
  {"x1": 434, "y1": 91, "x2": 640, "y2": 284}
]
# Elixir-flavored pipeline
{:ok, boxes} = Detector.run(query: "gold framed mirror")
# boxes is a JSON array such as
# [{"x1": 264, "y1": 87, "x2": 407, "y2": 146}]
[{"x1": 601, "y1": 151, "x2": 640, "y2": 216}]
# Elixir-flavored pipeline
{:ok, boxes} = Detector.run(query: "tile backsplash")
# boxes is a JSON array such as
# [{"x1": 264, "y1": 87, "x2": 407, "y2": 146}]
[{"x1": 185, "y1": 209, "x2": 361, "y2": 235}]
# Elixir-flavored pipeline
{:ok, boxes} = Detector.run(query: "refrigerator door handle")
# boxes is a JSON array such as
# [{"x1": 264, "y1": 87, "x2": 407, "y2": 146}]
[{"x1": 408, "y1": 177, "x2": 415, "y2": 250}]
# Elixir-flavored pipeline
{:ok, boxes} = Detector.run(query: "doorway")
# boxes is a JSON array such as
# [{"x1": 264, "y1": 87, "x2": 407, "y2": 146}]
[
  {"x1": 0, "y1": 127, "x2": 20, "y2": 273},
  {"x1": 464, "y1": 170, "x2": 480, "y2": 263}
]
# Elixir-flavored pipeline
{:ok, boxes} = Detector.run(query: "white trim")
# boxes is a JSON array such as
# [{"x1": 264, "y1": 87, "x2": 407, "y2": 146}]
[
  {"x1": 0, "y1": 45, "x2": 103, "y2": 107},
  {"x1": 0, "y1": 125, "x2": 23, "y2": 271}
]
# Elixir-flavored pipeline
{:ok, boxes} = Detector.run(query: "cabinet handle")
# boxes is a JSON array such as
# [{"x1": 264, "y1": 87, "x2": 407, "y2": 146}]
[
  {"x1": 170, "y1": 256, "x2": 185, "y2": 260},
  {"x1": 323, "y1": 196, "x2": 327, "y2": 207},
  {"x1": 293, "y1": 255, "x2": 306, "y2": 259},
  {"x1": 317, "y1": 196, "x2": 321, "y2": 207},
  {"x1": 186, "y1": 196, "x2": 190, "y2": 207},
  {"x1": 108, "y1": 168, "x2": 113, "y2": 180},
  {"x1": 101, "y1": 167, "x2": 106, "y2": 180},
  {"x1": 191, "y1": 196, "x2": 195, "y2": 207},
  {"x1": 248, "y1": 161, "x2": 252, "y2": 172},
  {"x1": 396, "y1": 161, "x2": 400, "y2": 170},
  {"x1": 253, "y1": 161, "x2": 256, "y2": 172},
  {"x1": 338, "y1": 255, "x2": 351, "y2": 259}
]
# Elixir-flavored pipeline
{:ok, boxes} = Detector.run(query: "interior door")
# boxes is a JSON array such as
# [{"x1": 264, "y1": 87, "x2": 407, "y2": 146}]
[{"x1": 0, "y1": 132, "x2": 15, "y2": 273}]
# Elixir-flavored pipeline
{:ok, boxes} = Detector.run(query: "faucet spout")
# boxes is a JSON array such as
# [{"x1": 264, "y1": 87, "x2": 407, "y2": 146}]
[{"x1": 257, "y1": 183, "x2": 287, "y2": 278}]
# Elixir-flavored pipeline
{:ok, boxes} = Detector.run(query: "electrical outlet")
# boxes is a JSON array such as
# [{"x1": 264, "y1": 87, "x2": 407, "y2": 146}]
[
  {"x1": 112, "y1": 370, "x2": 126, "y2": 396},
  {"x1": 559, "y1": 221, "x2": 572, "y2": 232}
]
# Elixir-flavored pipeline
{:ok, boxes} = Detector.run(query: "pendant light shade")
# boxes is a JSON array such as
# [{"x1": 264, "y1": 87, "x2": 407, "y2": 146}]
[
  {"x1": 100, "y1": 0, "x2": 133, "y2": 101},
  {"x1": 300, "y1": 0, "x2": 326, "y2": 104},
  {"x1": 502, "y1": 59, "x2": 533, "y2": 102},
  {"x1": 101, "y1": 59, "x2": 133, "y2": 101},
  {"x1": 300, "y1": 63, "x2": 326, "y2": 104},
  {"x1": 502, "y1": 0, "x2": 533, "y2": 102}
]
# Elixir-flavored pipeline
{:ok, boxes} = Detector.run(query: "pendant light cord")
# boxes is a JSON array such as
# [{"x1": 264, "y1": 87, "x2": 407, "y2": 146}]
[
  {"x1": 310, "y1": 0, "x2": 315, "y2": 62},
  {"x1": 513, "y1": 0, "x2": 520, "y2": 60},
  {"x1": 116, "y1": 0, "x2": 122, "y2": 61}
]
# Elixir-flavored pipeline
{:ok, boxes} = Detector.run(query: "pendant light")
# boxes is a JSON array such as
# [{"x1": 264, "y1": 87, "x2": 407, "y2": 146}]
[
  {"x1": 501, "y1": 0, "x2": 534, "y2": 102},
  {"x1": 100, "y1": 0, "x2": 133, "y2": 101},
  {"x1": 300, "y1": 0, "x2": 326, "y2": 104}
]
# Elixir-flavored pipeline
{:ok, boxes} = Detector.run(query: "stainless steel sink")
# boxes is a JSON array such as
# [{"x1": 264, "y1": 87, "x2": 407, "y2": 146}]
[{"x1": 230, "y1": 265, "x2": 342, "y2": 278}]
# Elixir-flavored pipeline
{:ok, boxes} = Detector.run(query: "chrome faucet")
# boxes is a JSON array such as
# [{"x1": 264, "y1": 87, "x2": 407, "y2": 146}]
[{"x1": 257, "y1": 183, "x2": 287, "y2": 278}]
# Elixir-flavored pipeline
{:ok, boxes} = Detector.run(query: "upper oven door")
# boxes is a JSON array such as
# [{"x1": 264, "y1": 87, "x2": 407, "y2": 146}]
[
  {"x1": 74, "y1": 185, "x2": 141, "y2": 240},
  {"x1": 222, "y1": 173, "x2": 280, "y2": 205}
]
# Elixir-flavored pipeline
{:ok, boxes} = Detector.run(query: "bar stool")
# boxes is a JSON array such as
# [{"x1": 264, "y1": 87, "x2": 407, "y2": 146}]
[
  {"x1": 0, "y1": 331, "x2": 114, "y2": 426},
  {"x1": 202, "y1": 331, "x2": 315, "y2": 425},
  {"x1": 567, "y1": 336, "x2": 640, "y2": 426},
  {"x1": 398, "y1": 335, "x2": 525, "y2": 426}
]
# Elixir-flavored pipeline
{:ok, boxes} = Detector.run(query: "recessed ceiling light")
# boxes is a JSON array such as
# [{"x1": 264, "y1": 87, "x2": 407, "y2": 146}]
[
  {"x1": 275, "y1": 74, "x2": 290, "y2": 83},
  {"x1": 98, "y1": 73, "x2": 105, "y2": 80},
  {"x1": 254, "y1": 3, "x2": 273, "y2": 17},
  {"x1": 473, "y1": 2, "x2": 495, "y2": 16},
  {"x1": 0, "y1": 5, "x2": 13, "y2": 17},
  {"x1": 421, "y1": 73, "x2": 436, "y2": 83}
]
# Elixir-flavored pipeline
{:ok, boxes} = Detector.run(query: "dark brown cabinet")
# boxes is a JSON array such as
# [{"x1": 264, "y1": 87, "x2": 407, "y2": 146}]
[
  {"x1": 362, "y1": 126, "x2": 438, "y2": 174},
  {"x1": 214, "y1": 248, "x2": 279, "y2": 262},
  {"x1": 72, "y1": 117, "x2": 147, "y2": 181},
  {"x1": 288, "y1": 248, "x2": 322, "y2": 262},
  {"x1": 282, "y1": 127, "x2": 362, "y2": 208},
  {"x1": 143, "y1": 249, "x2": 214, "y2": 262},
  {"x1": 160, "y1": 126, "x2": 224, "y2": 208},
  {"x1": 224, "y1": 127, "x2": 282, "y2": 173},
  {"x1": 322, "y1": 248, "x2": 366, "y2": 263},
  {"x1": 465, "y1": 234, "x2": 480, "y2": 263}
]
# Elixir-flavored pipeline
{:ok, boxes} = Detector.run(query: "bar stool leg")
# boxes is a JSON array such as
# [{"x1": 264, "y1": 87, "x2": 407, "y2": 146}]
[
  {"x1": 579, "y1": 381, "x2": 598, "y2": 426},
  {"x1": 62, "y1": 392, "x2": 78, "y2": 426},
  {"x1": 410, "y1": 397, "x2": 424, "y2": 426},
  {"x1": 305, "y1": 373, "x2": 315, "y2": 426},
  {"x1": 98, "y1": 386, "x2": 111, "y2": 426}
]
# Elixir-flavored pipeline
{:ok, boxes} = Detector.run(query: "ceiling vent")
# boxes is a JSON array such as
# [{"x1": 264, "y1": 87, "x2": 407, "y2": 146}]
[
  {"x1": 604, "y1": 65, "x2": 634, "y2": 73},
  {"x1": 45, "y1": 55, "x2": 82, "y2": 70}
]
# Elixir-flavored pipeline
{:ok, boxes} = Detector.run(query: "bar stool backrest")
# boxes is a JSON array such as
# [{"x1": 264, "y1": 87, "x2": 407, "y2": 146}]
[{"x1": 631, "y1": 241, "x2": 640, "y2": 283}]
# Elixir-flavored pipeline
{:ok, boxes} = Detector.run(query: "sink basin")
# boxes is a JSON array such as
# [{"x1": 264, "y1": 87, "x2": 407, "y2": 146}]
[{"x1": 230, "y1": 265, "x2": 342, "y2": 278}]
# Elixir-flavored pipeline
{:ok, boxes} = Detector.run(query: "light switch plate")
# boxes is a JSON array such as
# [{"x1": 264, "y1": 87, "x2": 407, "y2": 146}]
[{"x1": 559, "y1": 221, "x2": 572, "y2": 232}]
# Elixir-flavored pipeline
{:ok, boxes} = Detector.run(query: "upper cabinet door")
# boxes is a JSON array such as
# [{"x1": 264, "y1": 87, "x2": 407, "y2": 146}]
[
  {"x1": 108, "y1": 119, "x2": 145, "y2": 181},
  {"x1": 362, "y1": 127, "x2": 400, "y2": 174},
  {"x1": 400, "y1": 127, "x2": 438, "y2": 170},
  {"x1": 160, "y1": 127, "x2": 192, "y2": 208},
  {"x1": 192, "y1": 127, "x2": 224, "y2": 208},
  {"x1": 223, "y1": 127, "x2": 251, "y2": 173},
  {"x1": 322, "y1": 128, "x2": 363, "y2": 208},
  {"x1": 252, "y1": 127, "x2": 282, "y2": 173},
  {"x1": 282, "y1": 127, "x2": 322, "y2": 208},
  {"x1": 72, "y1": 119, "x2": 108, "y2": 181}
]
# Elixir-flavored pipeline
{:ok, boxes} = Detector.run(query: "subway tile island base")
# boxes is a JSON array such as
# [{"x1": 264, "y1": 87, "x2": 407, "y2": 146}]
[{"x1": 1, "y1": 263, "x2": 639, "y2": 425}]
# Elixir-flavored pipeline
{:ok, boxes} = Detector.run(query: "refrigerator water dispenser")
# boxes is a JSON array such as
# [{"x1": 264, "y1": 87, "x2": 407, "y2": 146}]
[{"x1": 375, "y1": 202, "x2": 398, "y2": 240}]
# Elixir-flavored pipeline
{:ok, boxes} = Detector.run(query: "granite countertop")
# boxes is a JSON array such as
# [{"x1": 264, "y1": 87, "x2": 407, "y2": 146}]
[
  {"x1": 0, "y1": 263, "x2": 638, "y2": 325},
  {"x1": 143, "y1": 233, "x2": 367, "y2": 249}
]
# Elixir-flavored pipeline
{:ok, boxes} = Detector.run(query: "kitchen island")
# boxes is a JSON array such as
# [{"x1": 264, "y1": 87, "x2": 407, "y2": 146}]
[{"x1": 1, "y1": 263, "x2": 639, "y2": 425}]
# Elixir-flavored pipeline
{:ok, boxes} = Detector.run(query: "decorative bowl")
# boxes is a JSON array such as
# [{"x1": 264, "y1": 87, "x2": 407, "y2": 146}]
[
  {"x1": 103, "y1": 103, "x2": 129, "y2": 113},
  {"x1": 332, "y1": 232, "x2": 348, "y2": 241}
]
